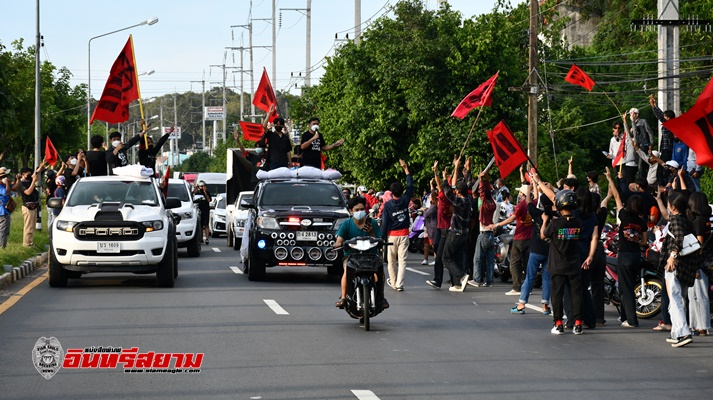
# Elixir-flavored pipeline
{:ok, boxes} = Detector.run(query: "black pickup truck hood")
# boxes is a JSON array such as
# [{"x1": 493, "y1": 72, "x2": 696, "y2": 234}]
[{"x1": 257, "y1": 206, "x2": 349, "y2": 219}]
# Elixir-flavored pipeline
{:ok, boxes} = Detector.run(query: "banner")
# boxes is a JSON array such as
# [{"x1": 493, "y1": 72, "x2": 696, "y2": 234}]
[
  {"x1": 612, "y1": 136, "x2": 626, "y2": 167},
  {"x1": 451, "y1": 72, "x2": 499, "y2": 119},
  {"x1": 564, "y1": 64, "x2": 596, "y2": 91},
  {"x1": 486, "y1": 121, "x2": 528, "y2": 179},
  {"x1": 663, "y1": 75, "x2": 713, "y2": 168},
  {"x1": 90, "y1": 36, "x2": 140, "y2": 124},
  {"x1": 239, "y1": 121, "x2": 265, "y2": 141}
]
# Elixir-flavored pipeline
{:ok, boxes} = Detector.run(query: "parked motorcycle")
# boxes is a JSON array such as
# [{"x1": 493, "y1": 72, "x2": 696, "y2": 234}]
[
  {"x1": 603, "y1": 245, "x2": 664, "y2": 319},
  {"x1": 339, "y1": 236, "x2": 389, "y2": 331}
]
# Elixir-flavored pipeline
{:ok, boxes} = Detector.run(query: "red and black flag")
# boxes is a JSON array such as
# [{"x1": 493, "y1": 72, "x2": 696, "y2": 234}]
[
  {"x1": 451, "y1": 72, "x2": 499, "y2": 119},
  {"x1": 564, "y1": 64, "x2": 596, "y2": 91},
  {"x1": 239, "y1": 121, "x2": 265, "y2": 141},
  {"x1": 44, "y1": 137, "x2": 59, "y2": 166},
  {"x1": 253, "y1": 67, "x2": 279, "y2": 123},
  {"x1": 90, "y1": 36, "x2": 140, "y2": 124},
  {"x1": 486, "y1": 121, "x2": 528, "y2": 179},
  {"x1": 664, "y1": 75, "x2": 713, "y2": 168}
]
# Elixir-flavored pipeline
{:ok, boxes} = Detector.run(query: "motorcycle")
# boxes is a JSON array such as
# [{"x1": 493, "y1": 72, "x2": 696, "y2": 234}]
[
  {"x1": 604, "y1": 244, "x2": 665, "y2": 319},
  {"x1": 338, "y1": 236, "x2": 389, "y2": 331},
  {"x1": 493, "y1": 222, "x2": 515, "y2": 283}
]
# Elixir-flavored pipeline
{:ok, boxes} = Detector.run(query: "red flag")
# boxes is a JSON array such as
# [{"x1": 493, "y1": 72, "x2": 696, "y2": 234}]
[
  {"x1": 451, "y1": 72, "x2": 498, "y2": 119},
  {"x1": 663, "y1": 76, "x2": 713, "y2": 168},
  {"x1": 239, "y1": 121, "x2": 265, "y2": 141},
  {"x1": 44, "y1": 137, "x2": 59, "y2": 166},
  {"x1": 486, "y1": 121, "x2": 528, "y2": 179},
  {"x1": 564, "y1": 64, "x2": 596, "y2": 91},
  {"x1": 612, "y1": 135, "x2": 626, "y2": 167},
  {"x1": 253, "y1": 67, "x2": 279, "y2": 123},
  {"x1": 90, "y1": 36, "x2": 139, "y2": 124},
  {"x1": 162, "y1": 166, "x2": 170, "y2": 197}
]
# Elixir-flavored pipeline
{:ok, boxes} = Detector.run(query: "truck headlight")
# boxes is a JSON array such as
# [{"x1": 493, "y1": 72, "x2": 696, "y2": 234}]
[
  {"x1": 257, "y1": 216, "x2": 279, "y2": 230},
  {"x1": 55, "y1": 220, "x2": 78, "y2": 232},
  {"x1": 178, "y1": 212, "x2": 193, "y2": 220},
  {"x1": 333, "y1": 218, "x2": 348, "y2": 230},
  {"x1": 143, "y1": 220, "x2": 164, "y2": 232}
]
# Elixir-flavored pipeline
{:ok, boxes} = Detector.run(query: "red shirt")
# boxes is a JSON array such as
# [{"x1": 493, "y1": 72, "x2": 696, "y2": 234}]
[
  {"x1": 437, "y1": 191, "x2": 453, "y2": 229},
  {"x1": 513, "y1": 200, "x2": 534, "y2": 241}
]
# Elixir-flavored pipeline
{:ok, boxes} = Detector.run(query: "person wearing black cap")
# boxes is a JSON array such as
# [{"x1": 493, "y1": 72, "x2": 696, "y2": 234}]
[
  {"x1": 300, "y1": 116, "x2": 344, "y2": 169},
  {"x1": 106, "y1": 130, "x2": 142, "y2": 174},
  {"x1": 138, "y1": 126, "x2": 173, "y2": 171},
  {"x1": 260, "y1": 105, "x2": 292, "y2": 170}
]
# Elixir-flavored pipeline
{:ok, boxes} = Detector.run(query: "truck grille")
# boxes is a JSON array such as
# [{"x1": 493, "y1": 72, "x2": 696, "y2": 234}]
[{"x1": 75, "y1": 223, "x2": 144, "y2": 241}]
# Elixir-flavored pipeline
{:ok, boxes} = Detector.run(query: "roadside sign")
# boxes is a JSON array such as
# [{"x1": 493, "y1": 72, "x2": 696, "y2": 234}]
[
  {"x1": 164, "y1": 126, "x2": 182, "y2": 139},
  {"x1": 205, "y1": 106, "x2": 225, "y2": 121}
]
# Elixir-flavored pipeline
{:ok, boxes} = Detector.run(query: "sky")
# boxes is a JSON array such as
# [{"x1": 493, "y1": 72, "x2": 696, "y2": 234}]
[{"x1": 1, "y1": 0, "x2": 525, "y2": 100}]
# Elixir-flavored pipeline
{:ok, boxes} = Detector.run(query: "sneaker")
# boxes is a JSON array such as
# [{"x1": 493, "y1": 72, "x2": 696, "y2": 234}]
[
  {"x1": 505, "y1": 290, "x2": 521, "y2": 296},
  {"x1": 551, "y1": 324, "x2": 565, "y2": 335},
  {"x1": 480, "y1": 283, "x2": 491, "y2": 288},
  {"x1": 671, "y1": 335, "x2": 693, "y2": 348},
  {"x1": 542, "y1": 306, "x2": 551, "y2": 315},
  {"x1": 425, "y1": 280, "x2": 441, "y2": 289},
  {"x1": 621, "y1": 321, "x2": 637, "y2": 328},
  {"x1": 665, "y1": 337, "x2": 679, "y2": 343},
  {"x1": 510, "y1": 306, "x2": 525, "y2": 314},
  {"x1": 421, "y1": 260, "x2": 428, "y2": 265},
  {"x1": 459, "y1": 274, "x2": 470, "y2": 292},
  {"x1": 573, "y1": 324, "x2": 583, "y2": 335},
  {"x1": 428, "y1": 261, "x2": 436, "y2": 266},
  {"x1": 396, "y1": 287, "x2": 404, "y2": 292},
  {"x1": 467, "y1": 280, "x2": 480, "y2": 287},
  {"x1": 449, "y1": 285, "x2": 463, "y2": 292}
]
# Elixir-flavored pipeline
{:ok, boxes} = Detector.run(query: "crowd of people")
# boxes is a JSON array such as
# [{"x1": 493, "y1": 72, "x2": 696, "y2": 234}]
[
  {"x1": 334, "y1": 97, "x2": 710, "y2": 348},
  {"x1": 0, "y1": 124, "x2": 174, "y2": 249}
]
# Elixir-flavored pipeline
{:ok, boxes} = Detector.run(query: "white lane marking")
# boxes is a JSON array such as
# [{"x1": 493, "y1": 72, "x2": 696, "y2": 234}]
[
  {"x1": 405, "y1": 267, "x2": 429, "y2": 276},
  {"x1": 351, "y1": 390, "x2": 380, "y2": 400},
  {"x1": 229, "y1": 266, "x2": 243, "y2": 274},
  {"x1": 212, "y1": 247, "x2": 221, "y2": 252},
  {"x1": 263, "y1": 299, "x2": 289, "y2": 315},
  {"x1": 525, "y1": 304, "x2": 546, "y2": 313}
]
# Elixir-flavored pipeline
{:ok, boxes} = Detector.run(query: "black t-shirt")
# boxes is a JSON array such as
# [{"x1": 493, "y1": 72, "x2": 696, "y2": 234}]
[
  {"x1": 527, "y1": 202, "x2": 550, "y2": 256},
  {"x1": 543, "y1": 215, "x2": 582, "y2": 275},
  {"x1": 264, "y1": 130, "x2": 291, "y2": 168},
  {"x1": 20, "y1": 179, "x2": 39, "y2": 204},
  {"x1": 86, "y1": 150, "x2": 108, "y2": 176},
  {"x1": 300, "y1": 131, "x2": 323, "y2": 168},
  {"x1": 618, "y1": 208, "x2": 646, "y2": 254},
  {"x1": 693, "y1": 215, "x2": 713, "y2": 263}
]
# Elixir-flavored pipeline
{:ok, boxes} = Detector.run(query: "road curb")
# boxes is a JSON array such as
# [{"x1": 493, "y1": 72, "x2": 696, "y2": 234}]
[{"x1": 0, "y1": 252, "x2": 48, "y2": 289}]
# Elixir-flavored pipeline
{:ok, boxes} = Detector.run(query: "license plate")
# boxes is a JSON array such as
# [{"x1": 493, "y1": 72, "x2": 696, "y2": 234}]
[
  {"x1": 296, "y1": 231, "x2": 317, "y2": 241},
  {"x1": 97, "y1": 242, "x2": 120, "y2": 253}
]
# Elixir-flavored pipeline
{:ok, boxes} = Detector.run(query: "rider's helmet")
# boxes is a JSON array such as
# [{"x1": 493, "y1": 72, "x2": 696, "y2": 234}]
[{"x1": 554, "y1": 189, "x2": 578, "y2": 211}]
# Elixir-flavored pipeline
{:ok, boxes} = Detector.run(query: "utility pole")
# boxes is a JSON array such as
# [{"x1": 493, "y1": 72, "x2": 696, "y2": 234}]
[
  {"x1": 190, "y1": 77, "x2": 206, "y2": 152},
  {"x1": 226, "y1": 46, "x2": 253, "y2": 122},
  {"x1": 527, "y1": 0, "x2": 538, "y2": 166},
  {"x1": 632, "y1": 0, "x2": 710, "y2": 149},
  {"x1": 306, "y1": 0, "x2": 312, "y2": 86},
  {"x1": 173, "y1": 94, "x2": 178, "y2": 166},
  {"x1": 354, "y1": 0, "x2": 361, "y2": 45},
  {"x1": 272, "y1": 0, "x2": 277, "y2": 89}
]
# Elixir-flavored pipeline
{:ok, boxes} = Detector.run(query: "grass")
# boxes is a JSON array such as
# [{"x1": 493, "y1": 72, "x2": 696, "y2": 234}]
[{"x1": 0, "y1": 197, "x2": 50, "y2": 268}]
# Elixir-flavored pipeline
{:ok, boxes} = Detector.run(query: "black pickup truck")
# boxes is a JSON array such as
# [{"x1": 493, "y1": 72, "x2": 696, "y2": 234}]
[{"x1": 241, "y1": 178, "x2": 350, "y2": 281}]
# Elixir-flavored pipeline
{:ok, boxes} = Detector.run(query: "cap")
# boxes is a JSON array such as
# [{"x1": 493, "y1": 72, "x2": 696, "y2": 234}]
[
  {"x1": 629, "y1": 107, "x2": 639, "y2": 114},
  {"x1": 665, "y1": 160, "x2": 680, "y2": 169},
  {"x1": 515, "y1": 185, "x2": 529, "y2": 193},
  {"x1": 652, "y1": 150, "x2": 660, "y2": 158},
  {"x1": 357, "y1": 185, "x2": 367, "y2": 193},
  {"x1": 0, "y1": 167, "x2": 10, "y2": 178},
  {"x1": 55, "y1": 175, "x2": 66, "y2": 185}
]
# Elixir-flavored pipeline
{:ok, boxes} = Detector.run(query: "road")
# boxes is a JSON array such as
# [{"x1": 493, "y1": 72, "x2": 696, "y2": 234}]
[{"x1": 0, "y1": 241, "x2": 711, "y2": 400}]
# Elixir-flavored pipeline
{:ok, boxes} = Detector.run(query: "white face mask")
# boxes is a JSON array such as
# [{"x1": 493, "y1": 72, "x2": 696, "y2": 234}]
[
  {"x1": 112, "y1": 140, "x2": 121, "y2": 148},
  {"x1": 353, "y1": 210, "x2": 367, "y2": 221},
  {"x1": 312, "y1": 124, "x2": 319, "y2": 131},
  {"x1": 69, "y1": 158, "x2": 77, "y2": 166},
  {"x1": 1, "y1": 177, "x2": 7, "y2": 184}
]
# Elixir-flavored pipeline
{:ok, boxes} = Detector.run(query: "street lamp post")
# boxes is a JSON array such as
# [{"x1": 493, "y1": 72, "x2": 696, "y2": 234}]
[{"x1": 87, "y1": 17, "x2": 158, "y2": 149}]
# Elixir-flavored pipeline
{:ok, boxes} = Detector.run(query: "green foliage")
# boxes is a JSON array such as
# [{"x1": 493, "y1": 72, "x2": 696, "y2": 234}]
[
  {"x1": 0, "y1": 199, "x2": 50, "y2": 266},
  {"x1": 175, "y1": 152, "x2": 212, "y2": 173}
]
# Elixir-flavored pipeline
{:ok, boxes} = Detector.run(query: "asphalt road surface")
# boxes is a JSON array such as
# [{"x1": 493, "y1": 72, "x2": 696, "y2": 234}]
[{"x1": 0, "y1": 241, "x2": 711, "y2": 400}]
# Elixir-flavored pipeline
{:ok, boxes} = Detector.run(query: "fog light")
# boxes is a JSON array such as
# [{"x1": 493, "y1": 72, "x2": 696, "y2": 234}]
[
  {"x1": 258, "y1": 240, "x2": 267, "y2": 249},
  {"x1": 271, "y1": 232, "x2": 278, "y2": 239},
  {"x1": 324, "y1": 248, "x2": 338, "y2": 261},
  {"x1": 308, "y1": 247, "x2": 321, "y2": 261},
  {"x1": 274, "y1": 247, "x2": 288, "y2": 260},
  {"x1": 288, "y1": 232, "x2": 295, "y2": 239},
  {"x1": 279, "y1": 232, "x2": 286, "y2": 239},
  {"x1": 318, "y1": 233, "x2": 325, "y2": 240},
  {"x1": 290, "y1": 247, "x2": 304, "y2": 260}
]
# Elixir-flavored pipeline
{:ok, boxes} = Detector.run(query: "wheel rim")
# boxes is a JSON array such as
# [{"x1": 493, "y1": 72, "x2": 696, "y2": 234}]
[{"x1": 635, "y1": 280, "x2": 662, "y2": 318}]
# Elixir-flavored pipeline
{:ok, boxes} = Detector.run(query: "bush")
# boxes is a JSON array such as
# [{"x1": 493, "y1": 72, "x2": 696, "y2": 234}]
[{"x1": 0, "y1": 197, "x2": 50, "y2": 268}]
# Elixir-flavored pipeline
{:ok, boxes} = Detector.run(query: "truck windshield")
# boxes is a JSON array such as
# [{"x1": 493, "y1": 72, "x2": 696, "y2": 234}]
[
  {"x1": 167, "y1": 183, "x2": 191, "y2": 202},
  {"x1": 67, "y1": 181, "x2": 158, "y2": 206},
  {"x1": 260, "y1": 183, "x2": 343, "y2": 207}
]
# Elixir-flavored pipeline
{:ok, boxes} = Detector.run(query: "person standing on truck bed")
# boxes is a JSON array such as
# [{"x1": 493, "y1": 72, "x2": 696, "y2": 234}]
[
  {"x1": 261, "y1": 105, "x2": 292, "y2": 170},
  {"x1": 300, "y1": 116, "x2": 345, "y2": 169},
  {"x1": 139, "y1": 125, "x2": 174, "y2": 172}
]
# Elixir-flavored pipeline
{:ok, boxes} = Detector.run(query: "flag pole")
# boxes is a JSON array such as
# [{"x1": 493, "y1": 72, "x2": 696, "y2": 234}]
[
  {"x1": 458, "y1": 106, "x2": 484, "y2": 160},
  {"x1": 129, "y1": 34, "x2": 149, "y2": 149}
]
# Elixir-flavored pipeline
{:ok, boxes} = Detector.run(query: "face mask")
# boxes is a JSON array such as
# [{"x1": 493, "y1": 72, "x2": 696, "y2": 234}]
[
  {"x1": 69, "y1": 158, "x2": 77, "y2": 166},
  {"x1": 353, "y1": 211, "x2": 367, "y2": 221},
  {"x1": 254, "y1": 147, "x2": 263, "y2": 154},
  {"x1": 112, "y1": 140, "x2": 120, "y2": 148},
  {"x1": 312, "y1": 124, "x2": 320, "y2": 131},
  {"x1": 1, "y1": 178, "x2": 6, "y2": 184}
]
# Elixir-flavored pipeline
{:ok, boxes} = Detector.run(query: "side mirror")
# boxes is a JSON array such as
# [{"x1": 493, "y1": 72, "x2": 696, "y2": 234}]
[
  {"x1": 241, "y1": 198, "x2": 255, "y2": 209},
  {"x1": 165, "y1": 197, "x2": 182, "y2": 209},
  {"x1": 47, "y1": 197, "x2": 63, "y2": 209}
]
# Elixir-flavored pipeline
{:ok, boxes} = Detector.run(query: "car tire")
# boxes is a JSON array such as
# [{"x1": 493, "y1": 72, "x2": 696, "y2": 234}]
[
  {"x1": 212, "y1": 229, "x2": 220, "y2": 238},
  {"x1": 173, "y1": 238, "x2": 179, "y2": 279},
  {"x1": 227, "y1": 227, "x2": 234, "y2": 248},
  {"x1": 156, "y1": 238, "x2": 176, "y2": 287},
  {"x1": 233, "y1": 237, "x2": 241, "y2": 251},
  {"x1": 247, "y1": 251, "x2": 265, "y2": 281},
  {"x1": 48, "y1": 245, "x2": 68, "y2": 287},
  {"x1": 186, "y1": 227, "x2": 201, "y2": 257}
]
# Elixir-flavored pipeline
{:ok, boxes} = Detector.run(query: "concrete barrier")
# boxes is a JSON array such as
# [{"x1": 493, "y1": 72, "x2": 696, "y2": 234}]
[{"x1": 0, "y1": 252, "x2": 48, "y2": 289}]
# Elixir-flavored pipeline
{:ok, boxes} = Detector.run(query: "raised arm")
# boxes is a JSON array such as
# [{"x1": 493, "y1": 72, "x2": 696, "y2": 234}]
[{"x1": 605, "y1": 167, "x2": 623, "y2": 211}]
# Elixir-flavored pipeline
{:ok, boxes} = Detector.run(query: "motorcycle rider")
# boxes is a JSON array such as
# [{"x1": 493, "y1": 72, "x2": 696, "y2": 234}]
[{"x1": 334, "y1": 196, "x2": 388, "y2": 309}]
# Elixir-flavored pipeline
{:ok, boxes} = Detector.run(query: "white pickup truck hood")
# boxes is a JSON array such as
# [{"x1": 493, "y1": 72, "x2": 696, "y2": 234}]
[{"x1": 59, "y1": 205, "x2": 163, "y2": 223}]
